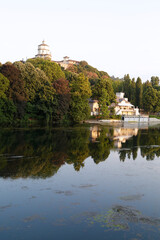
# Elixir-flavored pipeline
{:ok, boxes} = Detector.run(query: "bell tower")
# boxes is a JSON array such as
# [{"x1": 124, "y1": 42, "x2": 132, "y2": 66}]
[{"x1": 35, "y1": 40, "x2": 52, "y2": 60}]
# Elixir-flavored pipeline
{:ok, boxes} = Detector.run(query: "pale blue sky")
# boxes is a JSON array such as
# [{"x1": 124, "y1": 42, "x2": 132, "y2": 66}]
[{"x1": 1, "y1": 0, "x2": 160, "y2": 81}]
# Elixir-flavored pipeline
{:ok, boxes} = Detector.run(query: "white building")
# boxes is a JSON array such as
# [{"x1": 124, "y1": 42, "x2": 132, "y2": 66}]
[
  {"x1": 55, "y1": 56, "x2": 79, "y2": 70},
  {"x1": 35, "y1": 40, "x2": 52, "y2": 60},
  {"x1": 89, "y1": 99, "x2": 99, "y2": 116},
  {"x1": 112, "y1": 92, "x2": 140, "y2": 116}
]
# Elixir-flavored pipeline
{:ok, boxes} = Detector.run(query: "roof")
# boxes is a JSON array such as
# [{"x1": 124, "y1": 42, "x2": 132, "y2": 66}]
[
  {"x1": 38, "y1": 40, "x2": 49, "y2": 47},
  {"x1": 38, "y1": 44, "x2": 49, "y2": 47},
  {"x1": 68, "y1": 60, "x2": 80, "y2": 63},
  {"x1": 118, "y1": 102, "x2": 133, "y2": 107},
  {"x1": 89, "y1": 99, "x2": 98, "y2": 103}
]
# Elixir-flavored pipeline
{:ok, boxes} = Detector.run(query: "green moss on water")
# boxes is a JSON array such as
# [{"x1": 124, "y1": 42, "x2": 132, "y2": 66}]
[{"x1": 87, "y1": 205, "x2": 160, "y2": 232}]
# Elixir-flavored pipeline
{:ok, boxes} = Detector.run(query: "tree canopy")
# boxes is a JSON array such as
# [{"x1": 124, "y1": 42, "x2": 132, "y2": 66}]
[{"x1": 27, "y1": 58, "x2": 65, "y2": 82}]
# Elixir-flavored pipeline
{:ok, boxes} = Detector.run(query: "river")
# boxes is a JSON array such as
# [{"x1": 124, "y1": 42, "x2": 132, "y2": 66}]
[{"x1": 0, "y1": 124, "x2": 160, "y2": 240}]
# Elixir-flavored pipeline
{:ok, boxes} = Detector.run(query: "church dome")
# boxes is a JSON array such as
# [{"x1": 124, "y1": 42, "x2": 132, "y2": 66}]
[{"x1": 35, "y1": 40, "x2": 52, "y2": 60}]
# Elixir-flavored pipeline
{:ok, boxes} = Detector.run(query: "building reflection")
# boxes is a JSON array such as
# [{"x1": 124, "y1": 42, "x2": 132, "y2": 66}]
[
  {"x1": 0, "y1": 126, "x2": 160, "y2": 178},
  {"x1": 90, "y1": 126, "x2": 101, "y2": 142},
  {"x1": 90, "y1": 125, "x2": 139, "y2": 148},
  {"x1": 113, "y1": 128, "x2": 138, "y2": 148}
]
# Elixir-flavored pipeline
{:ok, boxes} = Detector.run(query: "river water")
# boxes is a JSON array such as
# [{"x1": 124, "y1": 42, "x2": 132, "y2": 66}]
[{"x1": 0, "y1": 124, "x2": 160, "y2": 240}]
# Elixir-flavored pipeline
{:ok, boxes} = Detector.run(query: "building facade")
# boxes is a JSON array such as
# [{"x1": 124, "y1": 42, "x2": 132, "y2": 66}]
[
  {"x1": 111, "y1": 92, "x2": 140, "y2": 116},
  {"x1": 35, "y1": 40, "x2": 52, "y2": 60},
  {"x1": 55, "y1": 56, "x2": 79, "y2": 70},
  {"x1": 89, "y1": 99, "x2": 99, "y2": 116}
]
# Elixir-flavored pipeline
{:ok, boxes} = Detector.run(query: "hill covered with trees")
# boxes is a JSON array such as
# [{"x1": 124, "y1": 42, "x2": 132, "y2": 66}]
[
  {"x1": 0, "y1": 59, "x2": 115, "y2": 126},
  {"x1": 0, "y1": 58, "x2": 159, "y2": 126}
]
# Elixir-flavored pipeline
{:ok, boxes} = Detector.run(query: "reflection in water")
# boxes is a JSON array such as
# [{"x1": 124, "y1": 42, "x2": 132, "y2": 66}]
[
  {"x1": 90, "y1": 126, "x2": 139, "y2": 149},
  {"x1": 90, "y1": 126, "x2": 101, "y2": 142},
  {"x1": 112, "y1": 127, "x2": 138, "y2": 148},
  {"x1": 0, "y1": 125, "x2": 160, "y2": 178}
]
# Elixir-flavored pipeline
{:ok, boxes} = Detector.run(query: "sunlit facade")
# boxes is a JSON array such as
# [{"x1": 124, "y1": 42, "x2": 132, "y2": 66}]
[
  {"x1": 112, "y1": 92, "x2": 140, "y2": 116},
  {"x1": 35, "y1": 40, "x2": 52, "y2": 60}
]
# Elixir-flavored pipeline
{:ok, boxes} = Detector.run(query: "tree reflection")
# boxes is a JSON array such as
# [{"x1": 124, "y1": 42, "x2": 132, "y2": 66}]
[
  {"x1": 0, "y1": 125, "x2": 160, "y2": 179},
  {"x1": 119, "y1": 127, "x2": 160, "y2": 161},
  {"x1": 89, "y1": 127, "x2": 113, "y2": 163}
]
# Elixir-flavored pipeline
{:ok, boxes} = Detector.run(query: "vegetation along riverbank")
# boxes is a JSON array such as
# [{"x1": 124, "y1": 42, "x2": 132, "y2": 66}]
[{"x1": 0, "y1": 58, "x2": 160, "y2": 127}]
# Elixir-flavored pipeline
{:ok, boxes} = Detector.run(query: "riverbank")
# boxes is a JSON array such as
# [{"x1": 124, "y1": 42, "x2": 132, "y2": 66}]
[
  {"x1": 85, "y1": 119, "x2": 122, "y2": 124},
  {"x1": 85, "y1": 117, "x2": 160, "y2": 125}
]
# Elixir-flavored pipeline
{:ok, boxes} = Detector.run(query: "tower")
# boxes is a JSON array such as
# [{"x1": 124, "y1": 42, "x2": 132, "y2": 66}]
[{"x1": 35, "y1": 40, "x2": 52, "y2": 60}]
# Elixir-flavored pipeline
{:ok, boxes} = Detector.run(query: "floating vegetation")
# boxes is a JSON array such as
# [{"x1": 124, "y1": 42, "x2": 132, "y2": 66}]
[
  {"x1": 72, "y1": 184, "x2": 96, "y2": 189},
  {"x1": 0, "y1": 204, "x2": 12, "y2": 210},
  {"x1": 120, "y1": 194, "x2": 144, "y2": 201},
  {"x1": 23, "y1": 215, "x2": 45, "y2": 223},
  {"x1": 55, "y1": 190, "x2": 74, "y2": 196},
  {"x1": 87, "y1": 205, "x2": 160, "y2": 232}
]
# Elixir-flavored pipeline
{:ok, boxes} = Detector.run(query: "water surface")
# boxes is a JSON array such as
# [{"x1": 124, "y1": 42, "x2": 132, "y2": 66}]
[{"x1": 0, "y1": 124, "x2": 160, "y2": 240}]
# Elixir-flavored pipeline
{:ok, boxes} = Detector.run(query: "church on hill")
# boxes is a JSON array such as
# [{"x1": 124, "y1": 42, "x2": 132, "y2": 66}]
[
  {"x1": 35, "y1": 41, "x2": 79, "y2": 69},
  {"x1": 35, "y1": 40, "x2": 52, "y2": 60},
  {"x1": 54, "y1": 56, "x2": 79, "y2": 70}
]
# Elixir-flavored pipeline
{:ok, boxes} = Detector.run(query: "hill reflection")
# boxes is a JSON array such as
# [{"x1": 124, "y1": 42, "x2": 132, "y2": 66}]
[{"x1": 0, "y1": 125, "x2": 160, "y2": 178}]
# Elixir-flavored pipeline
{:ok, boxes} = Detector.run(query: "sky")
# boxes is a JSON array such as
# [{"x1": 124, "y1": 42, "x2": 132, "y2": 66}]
[{"x1": 1, "y1": 0, "x2": 160, "y2": 81}]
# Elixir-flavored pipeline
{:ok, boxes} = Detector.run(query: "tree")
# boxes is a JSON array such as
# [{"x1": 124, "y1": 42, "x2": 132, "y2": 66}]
[
  {"x1": 123, "y1": 74, "x2": 132, "y2": 101},
  {"x1": 151, "y1": 76, "x2": 159, "y2": 88},
  {"x1": 130, "y1": 78, "x2": 136, "y2": 105},
  {"x1": 143, "y1": 80, "x2": 152, "y2": 93},
  {"x1": 112, "y1": 79, "x2": 123, "y2": 93},
  {"x1": 98, "y1": 89, "x2": 110, "y2": 118},
  {"x1": 52, "y1": 78, "x2": 71, "y2": 121},
  {"x1": 143, "y1": 86, "x2": 157, "y2": 113},
  {"x1": 0, "y1": 98, "x2": 16, "y2": 125},
  {"x1": 27, "y1": 58, "x2": 65, "y2": 82},
  {"x1": 14, "y1": 61, "x2": 39, "y2": 101},
  {"x1": 70, "y1": 74, "x2": 91, "y2": 123},
  {"x1": 0, "y1": 73, "x2": 10, "y2": 99},
  {"x1": 136, "y1": 77, "x2": 143, "y2": 108},
  {"x1": 92, "y1": 78, "x2": 115, "y2": 118},
  {"x1": 14, "y1": 61, "x2": 55, "y2": 122},
  {"x1": 0, "y1": 63, "x2": 27, "y2": 118},
  {"x1": 155, "y1": 91, "x2": 160, "y2": 113}
]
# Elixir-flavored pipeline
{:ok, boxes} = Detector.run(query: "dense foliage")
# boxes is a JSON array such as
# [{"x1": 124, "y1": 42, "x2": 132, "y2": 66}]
[
  {"x1": 111, "y1": 74, "x2": 160, "y2": 114},
  {"x1": 0, "y1": 58, "x2": 159, "y2": 126},
  {"x1": 0, "y1": 59, "x2": 116, "y2": 126}
]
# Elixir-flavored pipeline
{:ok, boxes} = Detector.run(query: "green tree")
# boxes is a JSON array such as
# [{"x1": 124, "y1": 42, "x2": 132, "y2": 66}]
[
  {"x1": 70, "y1": 73, "x2": 91, "y2": 123},
  {"x1": 143, "y1": 80, "x2": 152, "y2": 93},
  {"x1": 151, "y1": 76, "x2": 159, "y2": 88},
  {"x1": 27, "y1": 58, "x2": 65, "y2": 82},
  {"x1": 0, "y1": 73, "x2": 10, "y2": 99},
  {"x1": 92, "y1": 78, "x2": 115, "y2": 118},
  {"x1": 98, "y1": 88, "x2": 110, "y2": 118},
  {"x1": 0, "y1": 99, "x2": 16, "y2": 125},
  {"x1": 143, "y1": 86, "x2": 157, "y2": 113},
  {"x1": 0, "y1": 63, "x2": 27, "y2": 118},
  {"x1": 136, "y1": 77, "x2": 143, "y2": 108},
  {"x1": 14, "y1": 61, "x2": 55, "y2": 123},
  {"x1": 52, "y1": 78, "x2": 71, "y2": 122},
  {"x1": 14, "y1": 61, "x2": 39, "y2": 101},
  {"x1": 155, "y1": 91, "x2": 160, "y2": 113},
  {"x1": 130, "y1": 78, "x2": 136, "y2": 105},
  {"x1": 112, "y1": 79, "x2": 123, "y2": 93},
  {"x1": 123, "y1": 74, "x2": 132, "y2": 101}
]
